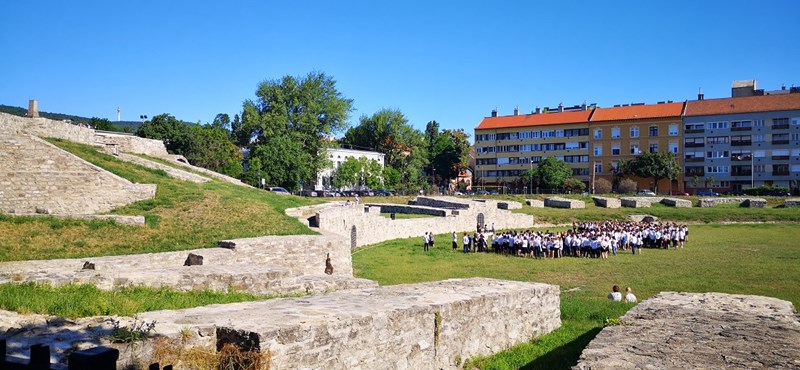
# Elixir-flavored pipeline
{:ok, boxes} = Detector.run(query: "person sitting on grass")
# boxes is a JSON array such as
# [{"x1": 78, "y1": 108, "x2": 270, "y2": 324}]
[
  {"x1": 608, "y1": 285, "x2": 622, "y2": 302},
  {"x1": 624, "y1": 287, "x2": 637, "y2": 303}
]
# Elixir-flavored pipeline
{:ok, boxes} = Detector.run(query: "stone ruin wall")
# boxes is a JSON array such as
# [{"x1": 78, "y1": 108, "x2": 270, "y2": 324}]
[
  {"x1": 140, "y1": 278, "x2": 561, "y2": 370},
  {"x1": 0, "y1": 132, "x2": 155, "y2": 215},
  {"x1": 0, "y1": 112, "x2": 168, "y2": 157},
  {"x1": 315, "y1": 198, "x2": 534, "y2": 247}
]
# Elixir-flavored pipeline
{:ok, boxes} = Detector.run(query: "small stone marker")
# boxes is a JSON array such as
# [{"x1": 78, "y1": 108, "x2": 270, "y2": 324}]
[
  {"x1": 184, "y1": 253, "x2": 203, "y2": 266},
  {"x1": 324, "y1": 253, "x2": 334, "y2": 275},
  {"x1": 82, "y1": 261, "x2": 95, "y2": 270}
]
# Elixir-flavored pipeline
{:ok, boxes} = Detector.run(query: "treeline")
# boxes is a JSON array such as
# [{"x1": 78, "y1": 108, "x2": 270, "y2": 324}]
[
  {"x1": 0, "y1": 104, "x2": 142, "y2": 132},
  {"x1": 135, "y1": 71, "x2": 472, "y2": 192}
]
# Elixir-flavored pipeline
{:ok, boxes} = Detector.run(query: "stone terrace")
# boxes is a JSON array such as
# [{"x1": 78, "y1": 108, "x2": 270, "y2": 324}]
[
  {"x1": 140, "y1": 278, "x2": 561, "y2": 370},
  {"x1": 574, "y1": 292, "x2": 800, "y2": 370}
]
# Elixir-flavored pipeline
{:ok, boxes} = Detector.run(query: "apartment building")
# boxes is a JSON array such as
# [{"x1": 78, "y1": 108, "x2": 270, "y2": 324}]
[
  {"x1": 474, "y1": 106, "x2": 593, "y2": 189},
  {"x1": 589, "y1": 102, "x2": 686, "y2": 193},
  {"x1": 682, "y1": 92, "x2": 800, "y2": 192}
]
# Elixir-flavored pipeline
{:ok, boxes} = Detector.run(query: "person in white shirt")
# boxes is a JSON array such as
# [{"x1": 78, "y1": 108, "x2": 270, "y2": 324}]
[
  {"x1": 624, "y1": 287, "x2": 637, "y2": 303},
  {"x1": 452, "y1": 232, "x2": 458, "y2": 251},
  {"x1": 608, "y1": 285, "x2": 622, "y2": 302}
]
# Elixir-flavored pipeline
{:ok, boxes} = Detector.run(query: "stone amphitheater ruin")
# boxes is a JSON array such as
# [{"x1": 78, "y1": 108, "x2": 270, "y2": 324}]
[{"x1": 2, "y1": 112, "x2": 799, "y2": 369}]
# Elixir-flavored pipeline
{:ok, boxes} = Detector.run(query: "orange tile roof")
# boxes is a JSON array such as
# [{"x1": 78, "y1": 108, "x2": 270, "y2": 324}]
[
  {"x1": 590, "y1": 102, "x2": 685, "y2": 122},
  {"x1": 475, "y1": 110, "x2": 592, "y2": 130},
  {"x1": 685, "y1": 93, "x2": 800, "y2": 116}
]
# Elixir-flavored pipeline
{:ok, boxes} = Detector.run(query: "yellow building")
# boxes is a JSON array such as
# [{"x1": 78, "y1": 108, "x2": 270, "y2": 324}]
[
  {"x1": 588, "y1": 102, "x2": 686, "y2": 193},
  {"x1": 474, "y1": 108, "x2": 593, "y2": 192}
]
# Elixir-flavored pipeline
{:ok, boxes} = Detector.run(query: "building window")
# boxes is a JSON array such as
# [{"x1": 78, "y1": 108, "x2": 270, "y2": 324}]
[
  {"x1": 593, "y1": 145, "x2": 602, "y2": 156},
  {"x1": 754, "y1": 119, "x2": 765, "y2": 127},
  {"x1": 708, "y1": 121, "x2": 729, "y2": 129},
  {"x1": 630, "y1": 126, "x2": 639, "y2": 138},
  {"x1": 594, "y1": 129, "x2": 602, "y2": 139},
  {"x1": 774, "y1": 117, "x2": 789, "y2": 126},
  {"x1": 669, "y1": 142, "x2": 679, "y2": 154},
  {"x1": 754, "y1": 134, "x2": 764, "y2": 143},
  {"x1": 630, "y1": 144, "x2": 640, "y2": 155},
  {"x1": 792, "y1": 118, "x2": 800, "y2": 126},
  {"x1": 594, "y1": 162, "x2": 602, "y2": 174},
  {"x1": 649, "y1": 126, "x2": 659, "y2": 137},
  {"x1": 611, "y1": 127, "x2": 620, "y2": 139},
  {"x1": 706, "y1": 151, "x2": 729, "y2": 158},
  {"x1": 649, "y1": 143, "x2": 658, "y2": 153},
  {"x1": 669, "y1": 124, "x2": 678, "y2": 136},
  {"x1": 685, "y1": 123, "x2": 705, "y2": 132},
  {"x1": 611, "y1": 144, "x2": 620, "y2": 156},
  {"x1": 706, "y1": 166, "x2": 729, "y2": 174},
  {"x1": 707, "y1": 136, "x2": 729, "y2": 144},
  {"x1": 754, "y1": 164, "x2": 766, "y2": 173},
  {"x1": 792, "y1": 133, "x2": 800, "y2": 141}
]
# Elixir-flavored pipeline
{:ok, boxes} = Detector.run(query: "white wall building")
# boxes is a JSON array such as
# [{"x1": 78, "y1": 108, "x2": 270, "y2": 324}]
[{"x1": 316, "y1": 147, "x2": 385, "y2": 190}]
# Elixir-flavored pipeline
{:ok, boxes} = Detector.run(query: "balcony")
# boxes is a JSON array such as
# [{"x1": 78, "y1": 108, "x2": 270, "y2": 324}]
[
  {"x1": 772, "y1": 140, "x2": 790, "y2": 145},
  {"x1": 685, "y1": 142, "x2": 705, "y2": 148},
  {"x1": 731, "y1": 156, "x2": 751, "y2": 162},
  {"x1": 684, "y1": 157, "x2": 705, "y2": 163},
  {"x1": 772, "y1": 171, "x2": 790, "y2": 176},
  {"x1": 685, "y1": 171, "x2": 705, "y2": 177},
  {"x1": 772, "y1": 155, "x2": 790, "y2": 160},
  {"x1": 731, "y1": 141, "x2": 752, "y2": 146},
  {"x1": 771, "y1": 124, "x2": 790, "y2": 130},
  {"x1": 731, "y1": 126, "x2": 752, "y2": 132},
  {"x1": 685, "y1": 129, "x2": 705, "y2": 134},
  {"x1": 731, "y1": 170, "x2": 752, "y2": 177}
]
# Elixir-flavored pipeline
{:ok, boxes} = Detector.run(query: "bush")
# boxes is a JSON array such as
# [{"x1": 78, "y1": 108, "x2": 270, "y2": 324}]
[
  {"x1": 594, "y1": 178, "x2": 612, "y2": 194},
  {"x1": 743, "y1": 185, "x2": 790, "y2": 196},
  {"x1": 618, "y1": 178, "x2": 637, "y2": 194},
  {"x1": 563, "y1": 178, "x2": 586, "y2": 193}
]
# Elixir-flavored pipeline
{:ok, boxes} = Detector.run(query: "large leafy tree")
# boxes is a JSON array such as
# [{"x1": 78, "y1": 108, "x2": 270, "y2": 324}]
[
  {"x1": 625, "y1": 151, "x2": 679, "y2": 193},
  {"x1": 536, "y1": 156, "x2": 573, "y2": 190},
  {"x1": 333, "y1": 157, "x2": 361, "y2": 189},
  {"x1": 239, "y1": 72, "x2": 353, "y2": 190},
  {"x1": 340, "y1": 109, "x2": 427, "y2": 190},
  {"x1": 429, "y1": 129, "x2": 471, "y2": 184},
  {"x1": 136, "y1": 113, "x2": 193, "y2": 155}
]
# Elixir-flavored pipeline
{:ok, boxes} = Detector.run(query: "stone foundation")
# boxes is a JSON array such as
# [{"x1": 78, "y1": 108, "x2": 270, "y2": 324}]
[
  {"x1": 140, "y1": 278, "x2": 561, "y2": 370},
  {"x1": 574, "y1": 292, "x2": 800, "y2": 370},
  {"x1": 786, "y1": 198, "x2": 800, "y2": 208},
  {"x1": 698, "y1": 197, "x2": 767, "y2": 207},
  {"x1": 660, "y1": 197, "x2": 692, "y2": 207},
  {"x1": 526, "y1": 199, "x2": 544, "y2": 208},
  {"x1": 117, "y1": 153, "x2": 209, "y2": 183},
  {"x1": 544, "y1": 197, "x2": 585, "y2": 209},
  {"x1": 592, "y1": 196, "x2": 620, "y2": 208}
]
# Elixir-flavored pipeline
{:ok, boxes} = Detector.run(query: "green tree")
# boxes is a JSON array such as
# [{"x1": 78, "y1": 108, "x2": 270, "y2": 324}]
[
  {"x1": 185, "y1": 125, "x2": 243, "y2": 178},
  {"x1": 211, "y1": 113, "x2": 231, "y2": 130},
  {"x1": 626, "y1": 152, "x2": 679, "y2": 193},
  {"x1": 239, "y1": 72, "x2": 353, "y2": 189},
  {"x1": 430, "y1": 129, "x2": 471, "y2": 185},
  {"x1": 88, "y1": 117, "x2": 115, "y2": 131},
  {"x1": 382, "y1": 167, "x2": 401, "y2": 190},
  {"x1": 136, "y1": 113, "x2": 193, "y2": 155},
  {"x1": 249, "y1": 136, "x2": 311, "y2": 190},
  {"x1": 360, "y1": 157, "x2": 383, "y2": 189},
  {"x1": 334, "y1": 157, "x2": 361, "y2": 189},
  {"x1": 424, "y1": 120, "x2": 440, "y2": 156},
  {"x1": 536, "y1": 156, "x2": 572, "y2": 190},
  {"x1": 563, "y1": 178, "x2": 587, "y2": 193}
]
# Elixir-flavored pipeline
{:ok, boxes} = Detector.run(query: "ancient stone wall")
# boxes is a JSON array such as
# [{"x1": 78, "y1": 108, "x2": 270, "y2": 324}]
[
  {"x1": 544, "y1": 197, "x2": 585, "y2": 209},
  {"x1": 0, "y1": 112, "x2": 168, "y2": 157},
  {"x1": 117, "y1": 153, "x2": 209, "y2": 183},
  {"x1": 592, "y1": 196, "x2": 621, "y2": 208},
  {"x1": 526, "y1": 199, "x2": 544, "y2": 208},
  {"x1": 367, "y1": 204, "x2": 448, "y2": 217},
  {"x1": 316, "y1": 198, "x2": 533, "y2": 247},
  {"x1": 574, "y1": 292, "x2": 800, "y2": 370},
  {"x1": 140, "y1": 278, "x2": 561, "y2": 370},
  {"x1": 0, "y1": 132, "x2": 155, "y2": 214},
  {"x1": 785, "y1": 198, "x2": 800, "y2": 207},
  {"x1": 697, "y1": 197, "x2": 767, "y2": 207}
]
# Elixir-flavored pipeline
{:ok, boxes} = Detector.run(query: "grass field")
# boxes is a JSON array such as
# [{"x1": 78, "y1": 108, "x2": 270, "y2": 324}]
[
  {"x1": 352, "y1": 223, "x2": 800, "y2": 369},
  {"x1": 0, "y1": 139, "x2": 322, "y2": 262}
]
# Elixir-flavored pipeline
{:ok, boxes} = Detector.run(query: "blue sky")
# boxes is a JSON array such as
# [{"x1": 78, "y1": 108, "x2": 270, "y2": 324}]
[{"x1": 2, "y1": 1, "x2": 798, "y2": 140}]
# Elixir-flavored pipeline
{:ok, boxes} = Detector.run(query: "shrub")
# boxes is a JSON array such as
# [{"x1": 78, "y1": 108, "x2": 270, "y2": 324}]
[
  {"x1": 743, "y1": 185, "x2": 790, "y2": 196},
  {"x1": 563, "y1": 178, "x2": 586, "y2": 193},
  {"x1": 618, "y1": 178, "x2": 637, "y2": 194},
  {"x1": 594, "y1": 178, "x2": 612, "y2": 194}
]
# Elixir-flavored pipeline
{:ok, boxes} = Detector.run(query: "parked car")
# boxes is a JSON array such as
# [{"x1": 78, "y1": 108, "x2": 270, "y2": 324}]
[
  {"x1": 475, "y1": 190, "x2": 490, "y2": 196},
  {"x1": 723, "y1": 190, "x2": 745, "y2": 196},
  {"x1": 268, "y1": 187, "x2": 291, "y2": 195},
  {"x1": 373, "y1": 189, "x2": 394, "y2": 196},
  {"x1": 763, "y1": 189, "x2": 791, "y2": 196},
  {"x1": 637, "y1": 189, "x2": 656, "y2": 196},
  {"x1": 697, "y1": 189, "x2": 720, "y2": 197},
  {"x1": 299, "y1": 190, "x2": 318, "y2": 197},
  {"x1": 670, "y1": 190, "x2": 690, "y2": 196}
]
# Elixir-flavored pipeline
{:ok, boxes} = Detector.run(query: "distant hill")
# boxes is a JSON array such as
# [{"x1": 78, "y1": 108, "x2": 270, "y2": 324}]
[{"x1": 0, "y1": 104, "x2": 142, "y2": 133}]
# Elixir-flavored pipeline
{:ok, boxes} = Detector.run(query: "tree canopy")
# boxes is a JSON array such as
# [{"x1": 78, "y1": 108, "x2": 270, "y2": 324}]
[
  {"x1": 429, "y1": 129, "x2": 470, "y2": 184},
  {"x1": 625, "y1": 151, "x2": 680, "y2": 192},
  {"x1": 535, "y1": 156, "x2": 573, "y2": 190},
  {"x1": 237, "y1": 72, "x2": 353, "y2": 190}
]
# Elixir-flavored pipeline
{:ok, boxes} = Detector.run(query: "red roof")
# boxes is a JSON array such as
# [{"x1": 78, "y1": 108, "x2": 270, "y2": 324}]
[
  {"x1": 475, "y1": 110, "x2": 592, "y2": 130},
  {"x1": 685, "y1": 93, "x2": 800, "y2": 116},
  {"x1": 590, "y1": 102, "x2": 685, "y2": 122}
]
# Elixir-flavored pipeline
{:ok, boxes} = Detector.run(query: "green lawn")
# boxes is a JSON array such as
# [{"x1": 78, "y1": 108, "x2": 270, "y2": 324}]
[
  {"x1": 0, "y1": 139, "x2": 323, "y2": 262},
  {"x1": 352, "y1": 223, "x2": 800, "y2": 369}
]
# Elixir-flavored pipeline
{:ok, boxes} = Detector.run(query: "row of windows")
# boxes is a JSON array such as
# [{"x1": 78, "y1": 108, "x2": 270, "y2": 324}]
[
  {"x1": 594, "y1": 125, "x2": 679, "y2": 139},
  {"x1": 684, "y1": 118, "x2": 799, "y2": 131},
  {"x1": 684, "y1": 165, "x2": 800, "y2": 174},
  {"x1": 593, "y1": 143, "x2": 679, "y2": 156},
  {"x1": 475, "y1": 128, "x2": 590, "y2": 142},
  {"x1": 684, "y1": 133, "x2": 798, "y2": 145},
  {"x1": 477, "y1": 142, "x2": 589, "y2": 153},
  {"x1": 685, "y1": 149, "x2": 799, "y2": 159}
]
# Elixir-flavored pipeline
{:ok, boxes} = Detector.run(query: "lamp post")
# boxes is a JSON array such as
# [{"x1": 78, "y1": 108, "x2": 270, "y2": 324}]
[
  {"x1": 591, "y1": 161, "x2": 596, "y2": 194},
  {"x1": 529, "y1": 160, "x2": 534, "y2": 195},
  {"x1": 735, "y1": 154, "x2": 755, "y2": 190}
]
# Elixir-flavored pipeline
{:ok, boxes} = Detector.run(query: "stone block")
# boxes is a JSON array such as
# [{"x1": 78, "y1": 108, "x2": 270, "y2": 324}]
[
  {"x1": 574, "y1": 292, "x2": 800, "y2": 370},
  {"x1": 141, "y1": 278, "x2": 561, "y2": 370},
  {"x1": 592, "y1": 196, "x2": 620, "y2": 209},
  {"x1": 785, "y1": 198, "x2": 800, "y2": 208},
  {"x1": 660, "y1": 197, "x2": 692, "y2": 207},
  {"x1": 526, "y1": 199, "x2": 544, "y2": 208},
  {"x1": 742, "y1": 198, "x2": 767, "y2": 208},
  {"x1": 544, "y1": 197, "x2": 585, "y2": 209},
  {"x1": 620, "y1": 197, "x2": 651, "y2": 208}
]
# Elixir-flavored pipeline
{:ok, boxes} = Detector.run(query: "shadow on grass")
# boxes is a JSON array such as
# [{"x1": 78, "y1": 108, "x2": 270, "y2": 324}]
[{"x1": 520, "y1": 327, "x2": 601, "y2": 370}]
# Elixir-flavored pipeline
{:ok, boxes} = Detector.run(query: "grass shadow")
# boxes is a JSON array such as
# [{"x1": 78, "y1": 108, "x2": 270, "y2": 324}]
[{"x1": 520, "y1": 327, "x2": 601, "y2": 370}]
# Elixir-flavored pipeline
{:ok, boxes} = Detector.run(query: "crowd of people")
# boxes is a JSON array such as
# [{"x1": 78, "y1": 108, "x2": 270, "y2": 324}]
[{"x1": 425, "y1": 221, "x2": 689, "y2": 259}]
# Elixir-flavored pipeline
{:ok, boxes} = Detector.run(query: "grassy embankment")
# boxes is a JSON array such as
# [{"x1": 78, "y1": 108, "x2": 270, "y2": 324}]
[
  {"x1": 0, "y1": 138, "x2": 323, "y2": 262},
  {"x1": 352, "y1": 223, "x2": 800, "y2": 369}
]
